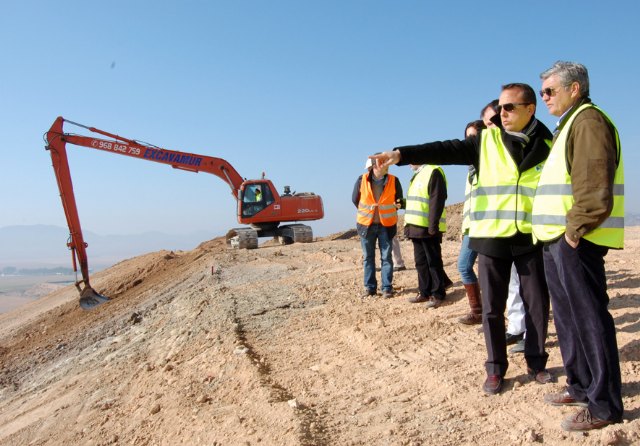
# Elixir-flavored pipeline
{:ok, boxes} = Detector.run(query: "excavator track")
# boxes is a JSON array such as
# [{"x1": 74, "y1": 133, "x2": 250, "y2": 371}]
[
  {"x1": 277, "y1": 224, "x2": 314, "y2": 244},
  {"x1": 226, "y1": 228, "x2": 259, "y2": 249}
]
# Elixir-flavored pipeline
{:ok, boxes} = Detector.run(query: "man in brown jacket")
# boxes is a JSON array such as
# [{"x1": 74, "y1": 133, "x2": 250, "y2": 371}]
[{"x1": 532, "y1": 61, "x2": 625, "y2": 432}]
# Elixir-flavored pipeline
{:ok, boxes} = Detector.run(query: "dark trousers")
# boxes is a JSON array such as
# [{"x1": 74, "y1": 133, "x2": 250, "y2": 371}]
[
  {"x1": 543, "y1": 237, "x2": 623, "y2": 422},
  {"x1": 411, "y1": 236, "x2": 446, "y2": 299},
  {"x1": 478, "y1": 249, "x2": 550, "y2": 376}
]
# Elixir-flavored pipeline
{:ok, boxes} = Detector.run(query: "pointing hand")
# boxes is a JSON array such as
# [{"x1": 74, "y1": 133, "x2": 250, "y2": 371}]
[{"x1": 369, "y1": 151, "x2": 400, "y2": 169}]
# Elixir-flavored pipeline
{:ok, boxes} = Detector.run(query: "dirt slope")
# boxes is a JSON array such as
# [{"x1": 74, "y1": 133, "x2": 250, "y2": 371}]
[{"x1": 1, "y1": 221, "x2": 640, "y2": 445}]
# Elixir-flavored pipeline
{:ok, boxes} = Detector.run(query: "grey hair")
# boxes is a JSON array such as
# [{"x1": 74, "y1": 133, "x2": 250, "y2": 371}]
[{"x1": 540, "y1": 61, "x2": 590, "y2": 98}]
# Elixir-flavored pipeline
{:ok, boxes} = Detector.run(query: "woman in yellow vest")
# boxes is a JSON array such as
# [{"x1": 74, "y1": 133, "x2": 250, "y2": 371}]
[
  {"x1": 352, "y1": 157, "x2": 403, "y2": 299},
  {"x1": 532, "y1": 61, "x2": 624, "y2": 432},
  {"x1": 404, "y1": 164, "x2": 448, "y2": 309},
  {"x1": 457, "y1": 120, "x2": 485, "y2": 324}
]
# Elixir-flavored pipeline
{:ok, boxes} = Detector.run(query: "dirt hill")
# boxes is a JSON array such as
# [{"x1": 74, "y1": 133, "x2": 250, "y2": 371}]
[{"x1": 1, "y1": 210, "x2": 640, "y2": 445}]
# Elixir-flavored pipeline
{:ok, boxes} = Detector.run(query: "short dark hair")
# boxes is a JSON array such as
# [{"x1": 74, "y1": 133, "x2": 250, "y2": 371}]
[
  {"x1": 501, "y1": 83, "x2": 537, "y2": 106},
  {"x1": 480, "y1": 99, "x2": 499, "y2": 118},
  {"x1": 464, "y1": 120, "x2": 485, "y2": 138}
]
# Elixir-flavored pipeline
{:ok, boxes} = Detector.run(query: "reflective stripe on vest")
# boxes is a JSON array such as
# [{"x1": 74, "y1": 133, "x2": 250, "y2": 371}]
[
  {"x1": 531, "y1": 104, "x2": 624, "y2": 248},
  {"x1": 356, "y1": 172, "x2": 398, "y2": 227},
  {"x1": 461, "y1": 171, "x2": 475, "y2": 233},
  {"x1": 405, "y1": 165, "x2": 447, "y2": 232},
  {"x1": 469, "y1": 127, "x2": 548, "y2": 238}
]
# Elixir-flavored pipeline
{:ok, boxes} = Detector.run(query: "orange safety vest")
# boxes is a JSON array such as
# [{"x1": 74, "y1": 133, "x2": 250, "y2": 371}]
[{"x1": 356, "y1": 172, "x2": 398, "y2": 227}]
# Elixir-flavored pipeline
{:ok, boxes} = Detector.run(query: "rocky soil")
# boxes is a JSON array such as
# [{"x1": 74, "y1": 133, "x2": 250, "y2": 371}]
[{"x1": 1, "y1": 207, "x2": 639, "y2": 445}]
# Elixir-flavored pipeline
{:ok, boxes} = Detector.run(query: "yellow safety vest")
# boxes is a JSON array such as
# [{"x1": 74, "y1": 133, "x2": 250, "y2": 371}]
[
  {"x1": 469, "y1": 127, "x2": 548, "y2": 238},
  {"x1": 461, "y1": 168, "x2": 477, "y2": 233},
  {"x1": 531, "y1": 104, "x2": 624, "y2": 248},
  {"x1": 405, "y1": 165, "x2": 447, "y2": 232},
  {"x1": 356, "y1": 172, "x2": 398, "y2": 227}
]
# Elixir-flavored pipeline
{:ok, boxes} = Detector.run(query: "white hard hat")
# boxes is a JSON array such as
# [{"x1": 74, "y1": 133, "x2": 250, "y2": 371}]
[{"x1": 364, "y1": 158, "x2": 373, "y2": 170}]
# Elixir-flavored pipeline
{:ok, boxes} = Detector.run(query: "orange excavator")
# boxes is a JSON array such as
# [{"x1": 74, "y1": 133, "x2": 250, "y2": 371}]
[{"x1": 45, "y1": 117, "x2": 324, "y2": 310}]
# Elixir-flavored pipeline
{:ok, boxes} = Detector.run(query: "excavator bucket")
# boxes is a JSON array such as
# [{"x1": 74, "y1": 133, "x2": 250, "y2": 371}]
[{"x1": 79, "y1": 286, "x2": 110, "y2": 310}]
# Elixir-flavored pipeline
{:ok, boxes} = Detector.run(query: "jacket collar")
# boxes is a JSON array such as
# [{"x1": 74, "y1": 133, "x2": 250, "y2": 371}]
[{"x1": 556, "y1": 97, "x2": 592, "y2": 135}]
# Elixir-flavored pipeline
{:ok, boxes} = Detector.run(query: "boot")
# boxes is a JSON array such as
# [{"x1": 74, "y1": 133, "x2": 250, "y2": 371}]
[{"x1": 458, "y1": 283, "x2": 482, "y2": 325}]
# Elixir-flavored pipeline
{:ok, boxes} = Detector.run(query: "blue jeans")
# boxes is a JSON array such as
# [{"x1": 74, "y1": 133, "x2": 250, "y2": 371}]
[
  {"x1": 457, "y1": 233, "x2": 478, "y2": 284},
  {"x1": 360, "y1": 224, "x2": 393, "y2": 292}
]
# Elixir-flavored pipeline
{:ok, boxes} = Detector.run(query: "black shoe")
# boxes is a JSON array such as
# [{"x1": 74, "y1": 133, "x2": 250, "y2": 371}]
[
  {"x1": 444, "y1": 277, "x2": 454, "y2": 290},
  {"x1": 361, "y1": 289, "x2": 377, "y2": 298},
  {"x1": 393, "y1": 265, "x2": 406, "y2": 272},
  {"x1": 408, "y1": 294, "x2": 429, "y2": 303},
  {"x1": 505, "y1": 332, "x2": 524, "y2": 345}
]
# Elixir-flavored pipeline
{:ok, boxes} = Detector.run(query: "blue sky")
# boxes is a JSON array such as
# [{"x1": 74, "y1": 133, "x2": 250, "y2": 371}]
[{"x1": 2, "y1": 1, "x2": 639, "y2": 241}]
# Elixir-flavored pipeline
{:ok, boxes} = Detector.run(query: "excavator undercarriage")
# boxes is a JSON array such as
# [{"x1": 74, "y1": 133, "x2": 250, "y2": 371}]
[{"x1": 226, "y1": 223, "x2": 314, "y2": 249}]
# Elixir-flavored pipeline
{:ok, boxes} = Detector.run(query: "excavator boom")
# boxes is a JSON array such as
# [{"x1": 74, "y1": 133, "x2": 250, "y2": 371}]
[{"x1": 48, "y1": 117, "x2": 245, "y2": 199}]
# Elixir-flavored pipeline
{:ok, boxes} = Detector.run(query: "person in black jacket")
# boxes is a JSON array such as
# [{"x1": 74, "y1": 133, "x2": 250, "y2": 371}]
[
  {"x1": 404, "y1": 164, "x2": 448, "y2": 308},
  {"x1": 370, "y1": 83, "x2": 554, "y2": 395}
]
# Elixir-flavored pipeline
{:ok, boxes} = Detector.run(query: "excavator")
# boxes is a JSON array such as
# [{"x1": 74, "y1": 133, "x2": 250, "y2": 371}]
[{"x1": 45, "y1": 117, "x2": 324, "y2": 310}]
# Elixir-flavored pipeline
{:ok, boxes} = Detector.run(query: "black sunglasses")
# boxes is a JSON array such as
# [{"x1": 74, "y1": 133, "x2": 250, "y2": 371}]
[
  {"x1": 496, "y1": 102, "x2": 530, "y2": 113},
  {"x1": 539, "y1": 87, "x2": 561, "y2": 98}
]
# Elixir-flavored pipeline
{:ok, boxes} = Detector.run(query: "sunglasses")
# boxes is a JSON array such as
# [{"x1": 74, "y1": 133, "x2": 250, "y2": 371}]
[
  {"x1": 496, "y1": 102, "x2": 530, "y2": 113},
  {"x1": 539, "y1": 87, "x2": 561, "y2": 98}
]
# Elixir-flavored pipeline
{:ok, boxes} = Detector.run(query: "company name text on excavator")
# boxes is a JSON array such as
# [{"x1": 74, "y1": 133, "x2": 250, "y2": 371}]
[{"x1": 45, "y1": 117, "x2": 324, "y2": 310}]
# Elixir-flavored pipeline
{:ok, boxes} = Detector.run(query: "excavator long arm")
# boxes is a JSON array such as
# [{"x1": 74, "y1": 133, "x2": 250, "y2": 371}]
[
  {"x1": 44, "y1": 116, "x2": 246, "y2": 309},
  {"x1": 47, "y1": 117, "x2": 245, "y2": 198}
]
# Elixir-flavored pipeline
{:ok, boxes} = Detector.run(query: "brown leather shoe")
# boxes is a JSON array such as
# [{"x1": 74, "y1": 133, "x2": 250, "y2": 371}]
[
  {"x1": 482, "y1": 375, "x2": 503, "y2": 395},
  {"x1": 544, "y1": 390, "x2": 588, "y2": 407},
  {"x1": 561, "y1": 408, "x2": 614, "y2": 431},
  {"x1": 408, "y1": 294, "x2": 429, "y2": 303},
  {"x1": 528, "y1": 368, "x2": 555, "y2": 384},
  {"x1": 458, "y1": 313, "x2": 482, "y2": 325}
]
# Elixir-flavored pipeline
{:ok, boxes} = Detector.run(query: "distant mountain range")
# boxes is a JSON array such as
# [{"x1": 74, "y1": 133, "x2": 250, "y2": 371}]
[
  {"x1": 0, "y1": 225, "x2": 218, "y2": 270},
  {"x1": 627, "y1": 213, "x2": 640, "y2": 226},
  {"x1": 2, "y1": 215, "x2": 639, "y2": 270}
]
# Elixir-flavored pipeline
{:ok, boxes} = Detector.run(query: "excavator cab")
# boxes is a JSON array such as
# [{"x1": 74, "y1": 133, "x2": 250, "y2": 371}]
[{"x1": 240, "y1": 183, "x2": 274, "y2": 217}]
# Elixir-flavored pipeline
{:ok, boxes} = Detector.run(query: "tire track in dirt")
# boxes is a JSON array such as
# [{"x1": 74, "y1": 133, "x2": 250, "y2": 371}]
[{"x1": 227, "y1": 268, "x2": 332, "y2": 445}]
